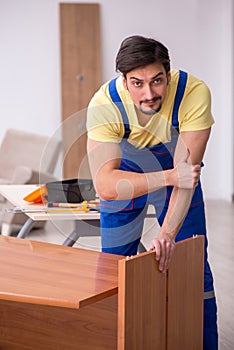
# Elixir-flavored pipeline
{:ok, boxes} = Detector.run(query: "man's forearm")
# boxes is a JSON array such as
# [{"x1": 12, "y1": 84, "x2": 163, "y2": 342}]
[
  {"x1": 160, "y1": 187, "x2": 194, "y2": 240},
  {"x1": 97, "y1": 168, "x2": 172, "y2": 201},
  {"x1": 88, "y1": 138, "x2": 200, "y2": 201},
  {"x1": 96, "y1": 162, "x2": 199, "y2": 201}
]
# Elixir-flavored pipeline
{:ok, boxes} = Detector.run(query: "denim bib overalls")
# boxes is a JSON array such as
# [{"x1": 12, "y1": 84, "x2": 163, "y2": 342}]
[{"x1": 100, "y1": 71, "x2": 218, "y2": 348}]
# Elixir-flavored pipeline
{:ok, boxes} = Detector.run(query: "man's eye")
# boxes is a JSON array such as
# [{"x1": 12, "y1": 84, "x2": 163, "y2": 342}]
[
  {"x1": 153, "y1": 78, "x2": 162, "y2": 84},
  {"x1": 133, "y1": 81, "x2": 142, "y2": 87}
]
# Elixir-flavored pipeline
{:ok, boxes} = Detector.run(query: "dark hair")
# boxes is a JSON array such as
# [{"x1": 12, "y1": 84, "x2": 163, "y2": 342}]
[{"x1": 115, "y1": 35, "x2": 170, "y2": 76}]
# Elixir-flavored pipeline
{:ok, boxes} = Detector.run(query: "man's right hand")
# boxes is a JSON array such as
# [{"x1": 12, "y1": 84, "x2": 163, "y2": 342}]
[
  {"x1": 176, "y1": 161, "x2": 200, "y2": 188},
  {"x1": 166, "y1": 159, "x2": 201, "y2": 189}
]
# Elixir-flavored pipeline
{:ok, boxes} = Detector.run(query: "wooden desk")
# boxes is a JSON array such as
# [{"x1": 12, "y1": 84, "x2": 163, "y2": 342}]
[
  {"x1": 0, "y1": 235, "x2": 204, "y2": 349},
  {"x1": 0, "y1": 236, "x2": 121, "y2": 349}
]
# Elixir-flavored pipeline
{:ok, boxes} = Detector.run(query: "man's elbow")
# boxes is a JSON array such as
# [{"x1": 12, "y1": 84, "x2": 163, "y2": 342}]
[{"x1": 95, "y1": 182, "x2": 118, "y2": 201}]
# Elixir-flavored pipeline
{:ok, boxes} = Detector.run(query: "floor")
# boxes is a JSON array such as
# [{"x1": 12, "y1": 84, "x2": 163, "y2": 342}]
[{"x1": 6, "y1": 199, "x2": 234, "y2": 350}]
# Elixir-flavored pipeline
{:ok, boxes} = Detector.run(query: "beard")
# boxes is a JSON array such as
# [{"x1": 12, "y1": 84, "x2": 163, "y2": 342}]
[{"x1": 138, "y1": 99, "x2": 162, "y2": 115}]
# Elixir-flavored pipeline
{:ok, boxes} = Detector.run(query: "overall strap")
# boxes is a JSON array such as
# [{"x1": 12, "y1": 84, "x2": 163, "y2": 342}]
[
  {"x1": 108, "y1": 77, "x2": 131, "y2": 138},
  {"x1": 171, "y1": 70, "x2": 188, "y2": 129}
]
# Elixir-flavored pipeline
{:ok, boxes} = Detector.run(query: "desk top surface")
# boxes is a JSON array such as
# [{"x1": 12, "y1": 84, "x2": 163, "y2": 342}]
[
  {"x1": 0, "y1": 185, "x2": 100, "y2": 220},
  {"x1": 0, "y1": 236, "x2": 123, "y2": 309}
]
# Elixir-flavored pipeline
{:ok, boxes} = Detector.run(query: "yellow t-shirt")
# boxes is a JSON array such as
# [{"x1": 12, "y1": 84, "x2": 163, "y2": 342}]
[{"x1": 87, "y1": 69, "x2": 214, "y2": 149}]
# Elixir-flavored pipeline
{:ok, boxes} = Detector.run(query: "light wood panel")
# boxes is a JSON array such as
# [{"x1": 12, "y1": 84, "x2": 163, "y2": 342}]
[
  {"x1": 0, "y1": 236, "x2": 122, "y2": 308},
  {"x1": 117, "y1": 236, "x2": 204, "y2": 350},
  {"x1": 60, "y1": 4, "x2": 101, "y2": 179},
  {"x1": 118, "y1": 252, "x2": 167, "y2": 350},
  {"x1": 167, "y1": 236, "x2": 204, "y2": 350},
  {"x1": 0, "y1": 296, "x2": 117, "y2": 350}
]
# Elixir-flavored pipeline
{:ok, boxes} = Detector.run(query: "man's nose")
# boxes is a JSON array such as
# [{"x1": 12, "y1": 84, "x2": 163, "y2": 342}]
[{"x1": 143, "y1": 84, "x2": 154, "y2": 99}]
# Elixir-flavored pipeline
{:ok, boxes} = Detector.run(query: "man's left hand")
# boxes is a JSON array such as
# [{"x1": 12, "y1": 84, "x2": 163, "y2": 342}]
[{"x1": 150, "y1": 234, "x2": 176, "y2": 273}]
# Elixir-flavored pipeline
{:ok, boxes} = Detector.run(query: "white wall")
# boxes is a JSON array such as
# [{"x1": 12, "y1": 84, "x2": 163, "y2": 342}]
[{"x1": 0, "y1": 0, "x2": 233, "y2": 199}]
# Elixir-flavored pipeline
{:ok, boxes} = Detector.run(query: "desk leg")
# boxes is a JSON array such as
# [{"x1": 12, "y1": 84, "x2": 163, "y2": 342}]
[
  {"x1": 138, "y1": 242, "x2": 147, "y2": 253},
  {"x1": 62, "y1": 231, "x2": 80, "y2": 247},
  {"x1": 62, "y1": 220, "x2": 100, "y2": 247},
  {"x1": 17, "y1": 218, "x2": 36, "y2": 239}
]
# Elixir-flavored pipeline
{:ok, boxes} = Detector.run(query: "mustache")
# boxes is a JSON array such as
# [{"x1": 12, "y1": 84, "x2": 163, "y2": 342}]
[{"x1": 140, "y1": 96, "x2": 161, "y2": 104}]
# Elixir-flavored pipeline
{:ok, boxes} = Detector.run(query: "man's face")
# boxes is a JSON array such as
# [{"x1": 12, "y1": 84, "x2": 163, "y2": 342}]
[{"x1": 122, "y1": 63, "x2": 171, "y2": 115}]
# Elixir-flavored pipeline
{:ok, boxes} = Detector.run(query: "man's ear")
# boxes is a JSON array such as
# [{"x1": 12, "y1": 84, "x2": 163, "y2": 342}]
[
  {"x1": 167, "y1": 71, "x2": 171, "y2": 85},
  {"x1": 122, "y1": 74, "x2": 128, "y2": 89}
]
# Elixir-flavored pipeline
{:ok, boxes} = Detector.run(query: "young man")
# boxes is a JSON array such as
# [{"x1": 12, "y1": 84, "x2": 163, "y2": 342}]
[{"x1": 87, "y1": 35, "x2": 218, "y2": 349}]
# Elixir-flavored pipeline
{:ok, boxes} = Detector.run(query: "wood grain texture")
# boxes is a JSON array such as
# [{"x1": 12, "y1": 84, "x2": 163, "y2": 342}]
[
  {"x1": 60, "y1": 4, "x2": 101, "y2": 179},
  {"x1": 118, "y1": 252, "x2": 167, "y2": 350},
  {"x1": 0, "y1": 236, "x2": 119, "y2": 349},
  {"x1": 0, "y1": 295, "x2": 117, "y2": 350},
  {"x1": 0, "y1": 236, "x2": 204, "y2": 349},
  {"x1": 167, "y1": 236, "x2": 204, "y2": 350},
  {"x1": 0, "y1": 236, "x2": 122, "y2": 308}
]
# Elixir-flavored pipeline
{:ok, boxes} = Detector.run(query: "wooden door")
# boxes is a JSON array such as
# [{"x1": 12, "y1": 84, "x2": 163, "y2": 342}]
[{"x1": 60, "y1": 3, "x2": 101, "y2": 179}]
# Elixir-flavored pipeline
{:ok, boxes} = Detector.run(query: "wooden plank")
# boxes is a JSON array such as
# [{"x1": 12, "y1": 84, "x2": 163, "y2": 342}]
[
  {"x1": 60, "y1": 3, "x2": 101, "y2": 179},
  {"x1": 0, "y1": 236, "x2": 122, "y2": 308},
  {"x1": 0, "y1": 295, "x2": 117, "y2": 350},
  {"x1": 167, "y1": 236, "x2": 204, "y2": 350},
  {"x1": 118, "y1": 252, "x2": 167, "y2": 350}
]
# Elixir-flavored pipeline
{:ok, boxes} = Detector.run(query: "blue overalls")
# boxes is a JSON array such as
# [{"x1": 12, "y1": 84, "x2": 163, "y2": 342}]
[{"x1": 100, "y1": 71, "x2": 218, "y2": 349}]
